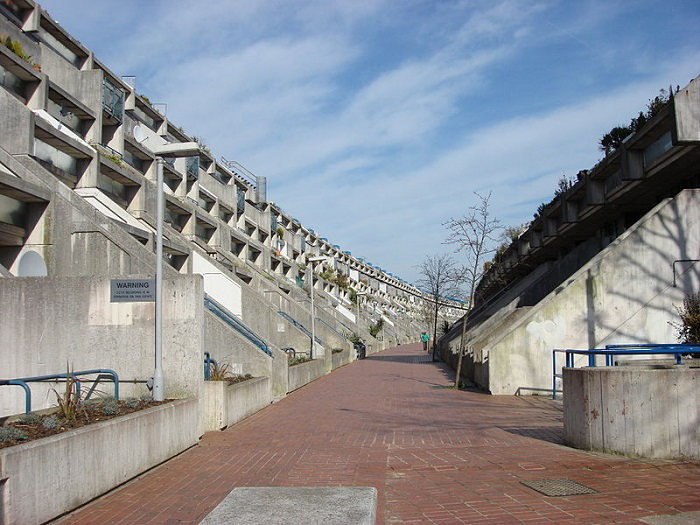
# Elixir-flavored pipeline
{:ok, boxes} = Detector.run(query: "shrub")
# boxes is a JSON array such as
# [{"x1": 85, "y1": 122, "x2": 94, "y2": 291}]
[
  {"x1": 42, "y1": 415, "x2": 60, "y2": 430},
  {"x1": 288, "y1": 355, "x2": 312, "y2": 366},
  {"x1": 369, "y1": 318, "x2": 384, "y2": 338},
  {"x1": 53, "y1": 375, "x2": 85, "y2": 422},
  {"x1": 102, "y1": 399, "x2": 120, "y2": 416},
  {"x1": 125, "y1": 398, "x2": 140, "y2": 409},
  {"x1": 19, "y1": 412, "x2": 42, "y2": 425},
  {"x1": 674, "y1": 292, "x2": 700, "y2": 344},
  {"x1": 0, "y1": 426, "x2": 27, "y2": 443}
]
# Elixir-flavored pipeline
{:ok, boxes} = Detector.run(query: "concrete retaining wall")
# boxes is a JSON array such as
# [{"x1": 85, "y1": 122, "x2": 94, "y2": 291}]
[
  {"x1": 332, "y1": 349, "x2": 352, "y2": 370},
  {"x1": 0, "y1": 399, "x2": 199, "y2": 525},
  {"x1": 0, "y1": 276, "x2": 204, "y2": 416},
  {"x1": 201, "y1": 377, "x2": 272, "y2": 432},
  {"x1": 440, "y1": 190, "x2": 700, "y2": 394},
  {"x1": 563, "y1": 367, "x2": 699, "y2": 459},
  {"x1": 288, "y1": 359, "x2": 326, "y2": 393}
]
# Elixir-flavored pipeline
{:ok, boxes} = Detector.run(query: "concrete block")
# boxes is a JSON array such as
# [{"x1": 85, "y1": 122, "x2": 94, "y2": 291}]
[
  {"x1": 200, "y1": 486, "x2": 378, "y2": 525},
  {"x1": 288, "y1": 359, "x2": 326, "y2": 393},
  {"x1": 0, "y1": 399, "x2": 199, "y2": 525},
  {"x1": 201, "y1": 377, "x2": 271, "y2": 432},
  {"x1": 563, "y1": 367, "x2": 700, "y2": 459}
]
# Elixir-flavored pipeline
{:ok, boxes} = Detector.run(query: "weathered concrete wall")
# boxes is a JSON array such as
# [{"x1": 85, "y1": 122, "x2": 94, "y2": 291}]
[
  {"x1": 563, "y1": 367, "x2": 699, "y2": 459},
  {"x1": 203, "y1": 311, "x2": 289, "y2": 397},
  {"x1": 200, "y1": 377, "x2": 271, "y2": 432},
  {"x1": 0, "y1": 399, "x2": 199, "y2": 525},
  {"x1": 332, "y1": 348, "x2": 352, "y2": 370},
  {"x1": 288, "y1": 359, "x2": 326, "y2": 393},
  {"x1": 0, "y1": 275, "x2": 204, "y2": 416},
  {"x1": 444, "y1": 190, "x2": 700, "y2": 394}
]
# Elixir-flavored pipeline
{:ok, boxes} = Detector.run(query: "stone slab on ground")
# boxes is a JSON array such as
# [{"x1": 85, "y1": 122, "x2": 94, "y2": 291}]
[
  {"x1": 641, "y1": 511, "x2": 700, "y2": 524},
  {"x1": 199, "y1": 486, "x2": 377, "y2": 525}
]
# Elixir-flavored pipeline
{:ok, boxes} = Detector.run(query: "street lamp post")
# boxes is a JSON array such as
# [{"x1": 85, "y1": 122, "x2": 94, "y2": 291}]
[
  {"x1": 307, "y1": 256, "x2": 328, "y2": 359},
  {"x1": 145, "y1": 140, "x2": 200, "y2": 401},
  {"x1": 355, "y1": 291, "x2": 367, "y2": 331},
  {"x1": 153, "y1": 157, "x2": 165, "y2": 401}
]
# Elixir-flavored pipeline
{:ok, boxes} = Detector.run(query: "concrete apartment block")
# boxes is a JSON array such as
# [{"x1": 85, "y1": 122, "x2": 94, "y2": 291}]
[
  {"x1": 439, "y1": 74, "x2": 700, "y2": 396},
  {"x1": 0, "y1": 0, "x2": 457, "y2": 422}
]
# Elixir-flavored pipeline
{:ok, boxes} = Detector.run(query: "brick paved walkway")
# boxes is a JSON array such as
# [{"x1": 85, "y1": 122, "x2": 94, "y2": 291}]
[{"x1": 60, "y1": 344, "x2": 700, "y2": 524}]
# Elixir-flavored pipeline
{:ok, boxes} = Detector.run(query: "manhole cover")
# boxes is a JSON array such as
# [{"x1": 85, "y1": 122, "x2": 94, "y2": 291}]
[{"x1": 521, "y1": 479, "x2": 598, "y2": 497}]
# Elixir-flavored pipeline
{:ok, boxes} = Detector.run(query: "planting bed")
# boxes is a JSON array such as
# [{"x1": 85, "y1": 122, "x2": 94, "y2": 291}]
[{"x1": 0, "y1": 398, "x2": 166, "y2": 449}]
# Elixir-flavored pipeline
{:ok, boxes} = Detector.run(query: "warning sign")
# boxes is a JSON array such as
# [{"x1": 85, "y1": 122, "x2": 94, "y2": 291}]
[{"x1": 110, "y1": 278, "x2": 155, "y2": 303}]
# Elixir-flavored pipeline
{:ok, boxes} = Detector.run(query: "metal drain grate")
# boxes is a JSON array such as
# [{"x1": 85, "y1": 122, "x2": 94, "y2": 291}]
[{"x1": 521, "y1": 479, "x2": 598, "y2": 497}]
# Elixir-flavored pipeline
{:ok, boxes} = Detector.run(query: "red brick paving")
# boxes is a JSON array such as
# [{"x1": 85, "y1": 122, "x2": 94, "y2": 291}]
[{"x1": 59, "y1": 343, "x2": 700, "y2": 524}]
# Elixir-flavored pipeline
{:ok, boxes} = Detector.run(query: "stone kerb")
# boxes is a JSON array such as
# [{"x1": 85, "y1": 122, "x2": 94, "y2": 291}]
[
  {"x1": 288, "y1": 359, "x2": 327, "y2": 393},
  {"x1": 201, "y1": 377, "x2": 272, "y2": 432},
  {"x1": 563, "y1": 366, "x2": 699, "y2": 459},
  {"x1": 0, "y1": 399, "x2": 199, "y2": 525}
]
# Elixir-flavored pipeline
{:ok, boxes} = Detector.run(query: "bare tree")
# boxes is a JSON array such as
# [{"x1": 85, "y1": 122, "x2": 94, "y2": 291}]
[
  {"x1": 416, "y1": 254, "x2": 461, "y2": 361},
  {"x1": 444, "y1": 191, "x2": 501, "y2": 387}
]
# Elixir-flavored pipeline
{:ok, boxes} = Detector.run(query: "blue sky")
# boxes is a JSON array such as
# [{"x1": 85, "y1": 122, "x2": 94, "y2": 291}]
[{"x1": 40, "y1": 0, "x2": 700, "y2": 284}]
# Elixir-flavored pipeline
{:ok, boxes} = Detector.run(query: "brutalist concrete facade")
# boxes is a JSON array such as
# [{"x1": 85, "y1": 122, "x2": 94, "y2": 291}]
[
  {"x1": 439, "y1": 74, "x2": 700, "y2": 394},
  {"x1": 0, "y1": 0, "x2": 462, "y2": 416}
]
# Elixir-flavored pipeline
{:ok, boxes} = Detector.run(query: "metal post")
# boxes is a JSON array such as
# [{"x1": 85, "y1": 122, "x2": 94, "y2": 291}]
[
  {"x1": 153, "y1": 157, "x2": 165, "y2": 401},
  {"x1": 310, "y1": 271, "x2": 316, "y2": 359}
]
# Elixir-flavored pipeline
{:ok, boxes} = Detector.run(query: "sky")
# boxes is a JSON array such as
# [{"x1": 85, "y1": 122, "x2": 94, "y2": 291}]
[{"x1": 40, "y1": 0, "x2": 700, "y2": 284}]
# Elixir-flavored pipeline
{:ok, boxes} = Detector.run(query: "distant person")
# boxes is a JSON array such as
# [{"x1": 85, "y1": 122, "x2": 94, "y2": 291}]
[{"x1": 421, "y1": 332, "x2": 429, "y2": 351}]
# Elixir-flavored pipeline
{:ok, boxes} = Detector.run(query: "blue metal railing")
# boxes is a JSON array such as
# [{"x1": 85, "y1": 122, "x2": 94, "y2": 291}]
[
  {"x1": 315, "y1": 316, "x2": 344, "y2": 338},
  {"x1": 203, "y1": 352, "x2": 219, "y2": 380},
  {"x1": 204, "y1": 295, "x2": 273, "y2": 357},
  {"x1": 277, "y1": 310, "x2": 323, "y2": 346},
  {"x1": 552, "y1": 344, "x2": 700, "y2": 399},
  {"x1": 0, "y1": 369, "x2": 120, "y2": 414}
]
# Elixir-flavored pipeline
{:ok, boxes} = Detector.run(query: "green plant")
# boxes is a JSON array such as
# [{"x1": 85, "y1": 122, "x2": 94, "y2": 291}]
[
  {"x1": 42, "y1": 415, "x2": 60, "y2": 430},
  {"x1": 125, "y1": 398, "x2": 140, "y2": 409},
  {"x1": 674, "y1": 292, "x2": 700, "y2": 344},
  {"x1": 209, "y1": 362, "x2": 234, "y2": 381},
  {"x1": 554, "y1": 174, "x2": 575, "y2": 196},
  {"x1": 349, "y1": 287, "x2": 358, "y2": 305},
  {"x1": 0, "y1": 426, "x2": 27, "y2": 443},
  {"x1": 19, "y1": 412, "x2": 42, "y2": 425},
  {"x1": 440, "y1": 320, "x2": 451, "y2": 337},
  {"x1": 276, "y1": 226, "x2": 285, "y2": 238},
  {"x1": 192, "y1": 136, "x2": 212, "y2": 156},
  {"x1": 102, "y1": 399, "x2": 120, "y2": 416},
  {"x1": 52, "y1": 374, "x2": 85, "y2": 422},
  {"x1": 3, "y1": 36, "x2": 32, "y2": 63},
  {"x1": 348, "y1": 332, "x2": 361, "y2": 344},
  {"x1": 104, "y1": 153, "x2": 123, "y2": 166},
  {"x1": 331, "y1": 348, "x2": 344, "y2": 354},
  {"x1": 288, "y1": 355, "x2": 312, "y2": 366},
  {"x1": 369, "y1": 318, "x2": 384, "y2": 338},
  {"x1": 599, "y1": 88, "x2": 672, "y2": 156}
]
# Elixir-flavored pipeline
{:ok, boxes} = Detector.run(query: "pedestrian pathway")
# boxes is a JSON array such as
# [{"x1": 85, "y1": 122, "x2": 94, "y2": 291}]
[{"x1": 60, "y1": 344, "x2": 700, "y2": 524}]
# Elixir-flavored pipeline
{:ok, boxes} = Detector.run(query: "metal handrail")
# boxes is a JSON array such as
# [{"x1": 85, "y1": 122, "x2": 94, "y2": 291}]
[
  {"x1": 203, "y1": 352, "x2": 219, "y2": 380},
  {"x1": 0, "y1": 369, "x2": 120, "y2": 414},
  {"x1": 204, "y1": 295, "x2": 273, "y2": 357},
  {"x1": 277, "y1": 310, "x2": 323, "y2": 346},
  {"x1": 552, "y1": 344, "x2": 699, "y2": 399},
  {"x1": 315, "y1": 316, "x2": 344, "y2": 338}
]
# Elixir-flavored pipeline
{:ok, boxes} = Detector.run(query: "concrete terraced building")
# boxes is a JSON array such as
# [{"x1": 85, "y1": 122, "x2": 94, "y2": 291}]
[
  {"x1": 0, "y1": 0, "x2": 462, "y2": 418},
  {"x1": 439, "y1": 73, "x2": 700, "y2": 395}
]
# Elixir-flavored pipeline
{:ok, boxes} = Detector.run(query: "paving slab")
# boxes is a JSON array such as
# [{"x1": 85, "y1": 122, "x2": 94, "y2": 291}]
[
  {"x1": 199, "y1": 486, "x2": 377, "y2": 524},
  {"x1": 57, "y1": 343, "x2": 700, "y2": 524}
]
